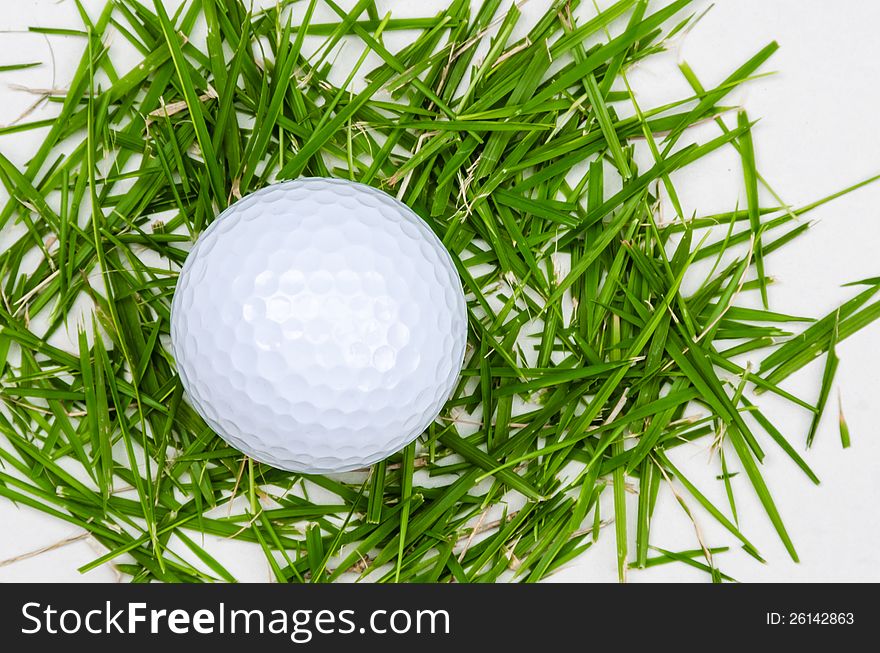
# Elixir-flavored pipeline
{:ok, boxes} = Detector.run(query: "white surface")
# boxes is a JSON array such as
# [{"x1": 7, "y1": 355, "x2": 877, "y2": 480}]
[
  {"x1": 1, "y1": 0, "x2": 879, "y2": 582},
  {"x1": 171, "y1": 178, "x2": 467, "y2": 473}
]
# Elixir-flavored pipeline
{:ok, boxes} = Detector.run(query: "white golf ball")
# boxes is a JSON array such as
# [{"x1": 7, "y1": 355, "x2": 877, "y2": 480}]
[{"x1": 170, "y1": 178, "x2": 468, "y2": 473}]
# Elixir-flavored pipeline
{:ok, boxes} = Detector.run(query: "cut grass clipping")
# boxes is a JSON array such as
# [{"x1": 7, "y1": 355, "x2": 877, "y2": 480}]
[{"x1": 0, "y1": 0, "x2": 878, "y2": 583}]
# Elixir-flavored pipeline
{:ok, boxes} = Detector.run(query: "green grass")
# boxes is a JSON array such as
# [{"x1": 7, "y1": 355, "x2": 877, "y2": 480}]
[{"x1": 0, "y1": 0, "x2": 878, "y2": 583}]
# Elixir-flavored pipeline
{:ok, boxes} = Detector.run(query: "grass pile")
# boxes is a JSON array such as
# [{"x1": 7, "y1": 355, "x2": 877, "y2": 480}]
[{"x1": 0, "y1": 0, "x2": 878, "y2": 583}]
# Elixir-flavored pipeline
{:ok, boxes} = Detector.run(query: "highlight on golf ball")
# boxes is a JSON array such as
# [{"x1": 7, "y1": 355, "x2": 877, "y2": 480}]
[{"x1": 169, "y1": 178, "x2": 468, "y2": 473}]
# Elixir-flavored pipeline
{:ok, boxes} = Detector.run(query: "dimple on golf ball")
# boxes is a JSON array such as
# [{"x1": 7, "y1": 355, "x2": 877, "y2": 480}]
[{"x1": 170, "y1": 178, "x2": 468, "y2": 473}]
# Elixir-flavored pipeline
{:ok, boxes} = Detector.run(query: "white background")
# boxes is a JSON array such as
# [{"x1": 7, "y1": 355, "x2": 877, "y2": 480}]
[{"x1": 0, "y1": 0, "x2": 878, "y2": 582}]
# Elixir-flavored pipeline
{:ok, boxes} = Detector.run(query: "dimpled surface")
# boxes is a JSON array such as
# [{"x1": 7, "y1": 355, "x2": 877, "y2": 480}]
[{"x1": 170, "y1": 178, "x2": 467, "y2": 473}]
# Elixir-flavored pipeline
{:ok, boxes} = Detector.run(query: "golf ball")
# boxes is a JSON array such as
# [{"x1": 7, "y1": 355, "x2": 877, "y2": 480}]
[{"x1": 170, "y1": 178, "x2": 467, "y2": 474}]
